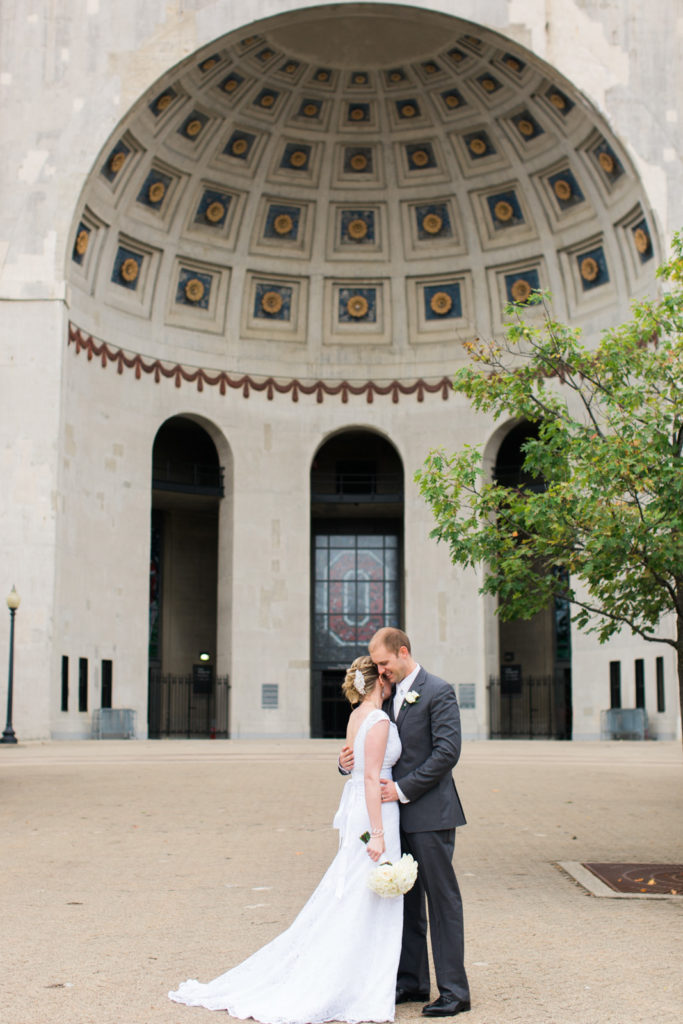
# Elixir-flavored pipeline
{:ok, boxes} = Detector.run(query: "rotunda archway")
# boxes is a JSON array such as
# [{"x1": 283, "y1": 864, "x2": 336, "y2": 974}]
[
  {"x1": 492, "y1": 421, "x2": 572, "y2": 739},
  {"x1": 149, "y1": 415, "x2": 227, "y2": 737},
  {"x1": 311, "y1": 429, "x2": 404, "y2": 737}
]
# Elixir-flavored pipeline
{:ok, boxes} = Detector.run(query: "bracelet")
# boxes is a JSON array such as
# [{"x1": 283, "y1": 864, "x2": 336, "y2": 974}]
[{"x1": 371, "y1": 828, "x2": 384, "y2": 837}]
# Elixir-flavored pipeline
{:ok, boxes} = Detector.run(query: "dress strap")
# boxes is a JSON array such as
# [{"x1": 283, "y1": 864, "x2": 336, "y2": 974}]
[{"x1": 364, "y1": 708, "x2": 389, "y2": 730}]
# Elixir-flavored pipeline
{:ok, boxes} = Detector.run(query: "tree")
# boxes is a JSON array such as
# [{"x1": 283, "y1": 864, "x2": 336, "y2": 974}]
[{"x1": 416, "y1": 234, "x2": 683, "y2": 741}]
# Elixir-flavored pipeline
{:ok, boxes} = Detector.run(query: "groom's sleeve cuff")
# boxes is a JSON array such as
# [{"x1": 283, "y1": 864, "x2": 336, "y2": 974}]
[{"x1": 395, "y1": 782, "x2": 409, "y2": 803}]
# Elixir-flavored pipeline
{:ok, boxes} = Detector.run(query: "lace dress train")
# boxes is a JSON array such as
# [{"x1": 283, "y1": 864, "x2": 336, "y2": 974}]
[{"x1": 169, "y1": 709, "x2": 403, "y2": 1023}]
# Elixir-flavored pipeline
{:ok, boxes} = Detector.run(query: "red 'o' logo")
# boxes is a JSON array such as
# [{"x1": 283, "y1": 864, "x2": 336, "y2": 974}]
[{"x1": 327, "y1": 549, "x2": 386, "y2": 644}]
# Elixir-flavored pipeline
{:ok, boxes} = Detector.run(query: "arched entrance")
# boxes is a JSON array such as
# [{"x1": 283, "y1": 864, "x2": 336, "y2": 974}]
[
  {"x1": 310, "y1": 431, "x2": 404, "y2": 737},
  {"x1": 148, "y1": 415, "x2": 229, "y2": 737},
  {"x1": 490, "y1": 422, "x2": 572, "y2": 739}
]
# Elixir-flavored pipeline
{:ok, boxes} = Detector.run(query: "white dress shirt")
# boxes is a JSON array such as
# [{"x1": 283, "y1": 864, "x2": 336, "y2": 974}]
[{"x1": 393, "y1": 663, "x2": 421, "y2": 718}]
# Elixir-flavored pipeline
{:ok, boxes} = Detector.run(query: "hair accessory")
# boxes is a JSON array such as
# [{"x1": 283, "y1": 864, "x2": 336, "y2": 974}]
[{"x1": 354, "y1": 669, "x2": 366, "y2": 694}]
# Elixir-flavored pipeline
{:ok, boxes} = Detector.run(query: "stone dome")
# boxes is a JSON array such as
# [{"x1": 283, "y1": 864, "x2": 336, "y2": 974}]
[{"x1": 67, "y1": 4, "x2": 658, "y2": 386}]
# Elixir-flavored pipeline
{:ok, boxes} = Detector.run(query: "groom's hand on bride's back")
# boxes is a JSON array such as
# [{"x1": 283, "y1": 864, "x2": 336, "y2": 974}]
[{"x1": 338, "y1": 745, "x2": 354, "y2": 774}]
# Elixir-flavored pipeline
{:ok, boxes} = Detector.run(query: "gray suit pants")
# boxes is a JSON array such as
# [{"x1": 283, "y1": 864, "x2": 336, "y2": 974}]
[{"x1": 398, "y1": 828, "x2": 469, "y2": 1003}]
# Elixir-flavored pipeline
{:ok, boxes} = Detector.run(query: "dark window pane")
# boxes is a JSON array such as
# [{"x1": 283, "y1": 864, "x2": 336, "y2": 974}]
[
  {"x1": 101, "y1": 659, "x2": 113, "y2": 709},
  {"x1": 79, "y1": 657, "x2": 88, "y2": 713},
  {"x1": 609, "y1": 661, "x2": 621, "y2": 709},
  {"x1": 634, "y1": 659, "x2": 645, "y2": 709},
  {"x1": 61, "y1": 656, "x2": 69, "y2": 712},
  {"x1": 656, "y1": 657, "x2": 665, "y2": 713},
  {"x1": 336, "y1": 460, "x2": 376, "y2": 495},
  {"x1": 315, "y1": 581, "x2": 328, "y2": 613},
  {"x1": 329, "y1": 535, "x2": 355, "y2": 548}
]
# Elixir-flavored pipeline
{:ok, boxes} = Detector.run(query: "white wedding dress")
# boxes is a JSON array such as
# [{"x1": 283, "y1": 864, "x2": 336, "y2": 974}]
[{"x1": 169, "y1": 709, "x2": 402, "y2": 1023}]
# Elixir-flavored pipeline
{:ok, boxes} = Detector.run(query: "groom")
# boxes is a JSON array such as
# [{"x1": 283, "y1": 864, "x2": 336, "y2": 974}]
[{"x1": 340, "y1": 627, "x2": 470, "y2": 1017}]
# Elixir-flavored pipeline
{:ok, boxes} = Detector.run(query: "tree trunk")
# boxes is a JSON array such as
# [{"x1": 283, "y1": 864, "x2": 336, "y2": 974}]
[{"x1": 678, "y1": 613, "x2": 683, "y2": 752}]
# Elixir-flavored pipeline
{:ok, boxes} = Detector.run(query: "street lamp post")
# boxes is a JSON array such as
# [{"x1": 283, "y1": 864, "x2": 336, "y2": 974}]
[{"x1": 2, "y1": 586, "x2": 20, "y2": 744}]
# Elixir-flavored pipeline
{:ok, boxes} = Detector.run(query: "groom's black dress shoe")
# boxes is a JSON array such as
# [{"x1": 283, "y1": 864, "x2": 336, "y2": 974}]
[
  {"x1": 395, "y1": 989, "x2": 430, "y2": 1004},
  {"x1": 422, "y1": 995, "x2": 471, "y2": 1017}
]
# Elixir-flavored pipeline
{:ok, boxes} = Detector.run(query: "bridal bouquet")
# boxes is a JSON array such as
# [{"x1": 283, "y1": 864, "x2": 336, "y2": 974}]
[{"x1": 367, "y1": 854, "x2": 418, "y2": 898}]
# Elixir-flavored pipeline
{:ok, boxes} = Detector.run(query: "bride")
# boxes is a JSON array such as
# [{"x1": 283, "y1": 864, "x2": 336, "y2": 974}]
[{"x1": 169, "y1": 656, "x2": 404, "y2": 1023}]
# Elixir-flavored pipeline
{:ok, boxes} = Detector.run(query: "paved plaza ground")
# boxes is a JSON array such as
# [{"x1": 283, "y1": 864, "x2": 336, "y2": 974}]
[{"x1": 2, "y1": 738, "x2": 682, "y2": 1024}]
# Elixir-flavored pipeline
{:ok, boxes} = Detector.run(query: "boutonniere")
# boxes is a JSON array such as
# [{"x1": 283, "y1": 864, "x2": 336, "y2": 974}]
[{"x1": 404, "y1": 691, "x2": 420, "y2": 705}]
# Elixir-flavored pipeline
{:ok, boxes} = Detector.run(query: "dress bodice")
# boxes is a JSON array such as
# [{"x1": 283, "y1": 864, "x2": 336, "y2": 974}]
[{"x1": 351, "y1": 709, "x2": 401, "y2": 781}]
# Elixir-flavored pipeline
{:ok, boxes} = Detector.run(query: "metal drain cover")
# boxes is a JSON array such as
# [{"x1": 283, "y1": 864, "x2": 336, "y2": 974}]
[{"x1": 583, "y1": 863, "x2": 683, "y2": 895}]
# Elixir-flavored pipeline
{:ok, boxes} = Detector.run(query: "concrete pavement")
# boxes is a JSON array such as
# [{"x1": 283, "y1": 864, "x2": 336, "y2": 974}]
[{"x1": 2, "y1": 738, "x2": 681, "y2": 1024}]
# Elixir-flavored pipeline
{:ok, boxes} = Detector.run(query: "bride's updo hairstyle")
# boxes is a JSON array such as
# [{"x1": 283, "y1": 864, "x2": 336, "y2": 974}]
[{"x1": 341, "y1": 656, "x2": 379, "y2": 706}]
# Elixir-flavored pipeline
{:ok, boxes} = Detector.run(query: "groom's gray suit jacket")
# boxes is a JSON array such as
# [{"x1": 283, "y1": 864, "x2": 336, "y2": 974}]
[{"x1": 386, "y1": 667, "x2": 466, "y2": 833}]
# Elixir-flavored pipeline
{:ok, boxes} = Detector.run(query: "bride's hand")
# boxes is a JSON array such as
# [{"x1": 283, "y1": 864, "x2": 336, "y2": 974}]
[{"x1": 366, "y1": 836, "x2": 385, "y2": 862}]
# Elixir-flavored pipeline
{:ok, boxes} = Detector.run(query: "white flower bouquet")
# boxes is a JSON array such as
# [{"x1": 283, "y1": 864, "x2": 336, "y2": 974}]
[{"x1": 367, "y1": 854, "x2": 418, "y2": 898}]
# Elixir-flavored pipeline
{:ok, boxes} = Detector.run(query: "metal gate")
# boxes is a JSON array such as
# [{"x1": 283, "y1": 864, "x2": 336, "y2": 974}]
[
  {"x1": 488, "y1": 673, "x2": 571, "y2": 739},
  {"x1": 148, "y1": 671, "x2": 230, "y2": 738}
]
